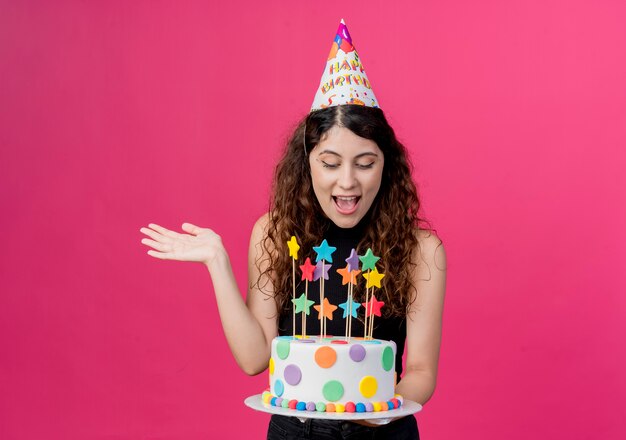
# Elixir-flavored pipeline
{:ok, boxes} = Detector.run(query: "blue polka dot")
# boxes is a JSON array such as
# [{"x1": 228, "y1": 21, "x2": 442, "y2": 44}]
[
  {"x1": 296, "y1": 401, "x2": 307, "y2": 411},
  {"x1": 274, "y1": 379, "x2": 284, "y2": 397},
  {"x1": 356, "y1": 403, "x2": 366, "y2": 413}
]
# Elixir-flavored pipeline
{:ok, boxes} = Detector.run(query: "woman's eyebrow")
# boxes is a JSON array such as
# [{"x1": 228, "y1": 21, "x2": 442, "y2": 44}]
[{"x1": 317, "y1": 150, "x2": 379, "y2": 159}]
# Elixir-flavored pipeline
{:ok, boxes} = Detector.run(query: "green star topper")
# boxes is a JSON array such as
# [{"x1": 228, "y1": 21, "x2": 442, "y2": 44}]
[
  {"x1": 359, "y1": 248, "x2": 380, "y2": 271},
  {"x1": 292, "y1": 293, "x2": 315, "y2": 315}
]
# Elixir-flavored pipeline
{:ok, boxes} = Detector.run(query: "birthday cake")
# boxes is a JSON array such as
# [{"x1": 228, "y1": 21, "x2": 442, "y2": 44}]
[{"x1": 262, "y1": 336, "x2": 403, "y2": 413}]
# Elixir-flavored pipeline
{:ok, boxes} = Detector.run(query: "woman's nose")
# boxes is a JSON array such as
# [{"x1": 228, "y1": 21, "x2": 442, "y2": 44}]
[{"x1": 338, "y1": 165, "x2": 357, "y2": 189}]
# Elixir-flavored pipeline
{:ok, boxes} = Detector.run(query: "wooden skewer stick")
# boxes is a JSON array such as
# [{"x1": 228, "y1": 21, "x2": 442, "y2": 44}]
[
  {"x1": 320, "y1": 261, "x2": 325, "y2": 338},
  {"x1": 292, "y1": 259, "x2": 296, "y2": 337},
  {"x1": 364, "y1": 268, "x2": 371, "y2": 339},
  {"x1": 303, "y1": 280, "x2": 308, "y2": 338},
  {"x1": 344, "y1": 282, "x2": 350, "y2": 339},
  {"x1": 369, "y1": 299, "x2": 374, "y2": 339},
  {"x1": 347, "y1": 281, "x2": 352, "y2": 340}
]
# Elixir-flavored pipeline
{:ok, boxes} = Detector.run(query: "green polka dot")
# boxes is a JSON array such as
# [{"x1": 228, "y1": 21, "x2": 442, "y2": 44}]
[
  {"x1": 382, "y1": 346, "x2": 394, "y2": 371},
  {"x1": 322, "y1": 380, "x2": 344, "y2": 402},
  {"x1": 276, "y1": 340, "x2": 290, "y2": 360},
  {"x1": 316, "y1": 402, "x2": 326, "y2": 412}
]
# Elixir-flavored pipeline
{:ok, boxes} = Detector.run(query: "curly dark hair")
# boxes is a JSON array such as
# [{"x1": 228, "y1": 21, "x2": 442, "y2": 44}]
[{"x1": 257, "y1": 105, "x2": 429, "y2": 319}]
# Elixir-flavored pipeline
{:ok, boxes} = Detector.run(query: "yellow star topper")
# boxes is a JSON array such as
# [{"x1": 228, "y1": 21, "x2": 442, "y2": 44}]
[
  {"x1": 363, "y1": 267, "x2": 385, "y2": 289},
  {"x1": 287, "y1": 236, "x2": 300, "y2": 260}
]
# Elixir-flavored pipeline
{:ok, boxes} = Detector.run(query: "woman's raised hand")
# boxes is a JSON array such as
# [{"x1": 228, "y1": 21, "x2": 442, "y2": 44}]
[{"x1": 140, "y1": 223, "x2": 225, "y2": 267}]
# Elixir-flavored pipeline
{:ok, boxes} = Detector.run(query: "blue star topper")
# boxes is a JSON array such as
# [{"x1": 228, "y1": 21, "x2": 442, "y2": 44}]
[
  {"x1": 338, "y1": 299, "x2": 362, "y2": 319},
  {"x1": 313, "y1": 239, "x2": 337, "y2": 263}
]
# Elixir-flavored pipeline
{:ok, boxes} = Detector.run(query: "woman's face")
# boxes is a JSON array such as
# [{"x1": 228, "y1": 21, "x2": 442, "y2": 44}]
[{"x1": 309, "y1": 125, "x2": 384, "y2": 229}]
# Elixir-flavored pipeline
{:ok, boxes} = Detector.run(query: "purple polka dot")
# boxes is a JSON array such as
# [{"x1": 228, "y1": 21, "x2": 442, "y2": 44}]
[
  {"x1": 295, "y1": 338, "x2": 315, "y2": 343},
  {"x1": 349, "y1": 344, "x2": 366, "y2": 362},
  {"x1": 365, "y1": 402, "x2": 374, "y2": 412},
  {"x1": 306, "y1": 401, "x2": 316, "y2": 411},
  {"x1": 284, "y1": 364, "x2": 302, "y2": 385}
]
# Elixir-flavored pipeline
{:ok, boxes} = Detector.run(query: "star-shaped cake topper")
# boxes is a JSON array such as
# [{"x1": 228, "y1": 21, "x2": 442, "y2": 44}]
[
  {"x1": 287, "y1": 236, "x2": 300, "y2": 260},
  {"x1": 345, "y1": 249, "x2": 360, "y2": 272},
  {"x1": 314, "y1": 297, "x2": 337, "y2": 320},
  {"x1": 359, "y1": 248, "x2": 380, "y2": 271},
  {"x1": 299, "y1": 257, "x2": 316, "y2": 282},
  {"x1": 313, "y1": 239, "x2": 337, "y2": 263},
  {"x1": 338, "y1": 298, "x2": 362, "y2": 319},
  {"x1": 362, "y1": 267, "x2": 385, "y2": 289},
  {"x1": 336, "y1": 264, "x2": 361, "y2": 285},
  {"x1": 313, "y1": 260, "x2": 331, "y2": 281},
  {"x1": 292, "y1": 293, "x2": 315, "y2": 315},
  {"x1": 362, "y1": 295, "x2": 385, "y2": 317}
]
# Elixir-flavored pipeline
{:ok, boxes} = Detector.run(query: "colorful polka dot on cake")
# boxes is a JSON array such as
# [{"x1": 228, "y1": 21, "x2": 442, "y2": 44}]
[
  {"x1": 381, "y1": 346, "x2": 394, "y2": 371},
  {"x1": 284, "y1": 364, "x2": 302, "y2": 385},
  {"x1": 322, "y1": 380, "x2": 344, "y2": 401},
  {"x1": 276, "y1": 340, "x2": 290, "y2": 359},
  {"x1": 274, "y1": 379, "x2": 284, "y2": 397},
  {"x1": 315, "y1": 346, "x2": 337, "y2": 368},
  {"x1": 358, "y1": 375, "x2": 378, "y2": 398},
  {"x1": 349, "y1": 344, "x2": 366, "y2": 361}
]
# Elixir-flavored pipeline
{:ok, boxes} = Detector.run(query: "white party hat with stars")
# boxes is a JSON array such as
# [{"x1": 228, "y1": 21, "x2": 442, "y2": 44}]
[{"x1": 311, "y1": 19, "x2": 380, "y2": 111}]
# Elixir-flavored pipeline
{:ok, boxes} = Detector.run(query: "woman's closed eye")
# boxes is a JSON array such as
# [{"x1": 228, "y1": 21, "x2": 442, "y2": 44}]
[
  {"x1": 319, "y1": 159, "x2": 376, "y2": 169},
  {"x1": 321, "y1": 160, "x2": 340, "y2": 168}
]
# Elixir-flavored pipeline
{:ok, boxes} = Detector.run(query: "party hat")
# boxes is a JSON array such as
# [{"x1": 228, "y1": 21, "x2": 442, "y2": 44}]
[{"x1": 311, "y1": 19, "x2": 380, "y2": 111}]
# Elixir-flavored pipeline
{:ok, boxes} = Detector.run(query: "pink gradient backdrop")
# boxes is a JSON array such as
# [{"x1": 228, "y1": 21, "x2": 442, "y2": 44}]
[{"x1": 1, "y1": 1, "x2": 625, "y2": 438}]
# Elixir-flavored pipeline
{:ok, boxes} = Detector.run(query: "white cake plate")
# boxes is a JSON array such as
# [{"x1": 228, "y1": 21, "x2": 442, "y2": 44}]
[{"x1": 244, "y1": 394, "x2": 422, "y2": 424}]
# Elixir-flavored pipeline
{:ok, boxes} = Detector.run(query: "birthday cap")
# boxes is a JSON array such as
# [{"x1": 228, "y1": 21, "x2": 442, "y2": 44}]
[{"x1": 311, "y1": 19, "x2": 380, "y2": 111}]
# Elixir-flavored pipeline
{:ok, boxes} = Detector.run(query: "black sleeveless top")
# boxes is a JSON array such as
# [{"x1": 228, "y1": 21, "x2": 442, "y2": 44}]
[{"x1": 277, "y1": 218, "x2": 407, "y2": 379}]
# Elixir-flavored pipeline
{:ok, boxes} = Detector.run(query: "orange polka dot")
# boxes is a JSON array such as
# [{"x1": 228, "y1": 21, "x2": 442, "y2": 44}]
[{"x1": 315, "y1": 346, "x2": 337, "y2": 368}]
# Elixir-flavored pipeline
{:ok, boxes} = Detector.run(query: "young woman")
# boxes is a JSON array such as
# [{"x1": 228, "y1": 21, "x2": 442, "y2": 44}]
[{"x1": 140, "y1": 104, "x2": 446, "y2": 439}]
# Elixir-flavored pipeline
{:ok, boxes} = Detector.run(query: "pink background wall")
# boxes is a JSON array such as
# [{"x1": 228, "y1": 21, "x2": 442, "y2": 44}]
[{"x1": 1, "y1": 0, "x2": 625, "y2": 438}]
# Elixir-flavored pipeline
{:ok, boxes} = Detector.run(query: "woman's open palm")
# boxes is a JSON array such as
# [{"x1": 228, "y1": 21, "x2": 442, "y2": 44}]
[{"x1": 140, "y1": 223, "x2": 224, "y2": 266}]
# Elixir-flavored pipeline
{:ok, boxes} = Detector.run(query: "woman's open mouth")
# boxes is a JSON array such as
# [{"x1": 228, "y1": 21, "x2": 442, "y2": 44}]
[{"x1": 332, "y1": 196, "x2": 361, "y2": 215}]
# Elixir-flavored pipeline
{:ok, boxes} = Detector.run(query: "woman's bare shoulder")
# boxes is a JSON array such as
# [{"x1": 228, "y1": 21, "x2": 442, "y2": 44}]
[
  {"x1": 251, "y1": 213, "x2": 270, "y2": 241},
  {"x1": 415, "y1": 229, "x2": 446, "y2": 272}
]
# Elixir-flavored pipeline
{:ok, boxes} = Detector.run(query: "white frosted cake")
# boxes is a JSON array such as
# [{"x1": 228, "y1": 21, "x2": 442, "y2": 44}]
[{"x1": 262, "y1": 336, "x2": 403, "y2": 413}]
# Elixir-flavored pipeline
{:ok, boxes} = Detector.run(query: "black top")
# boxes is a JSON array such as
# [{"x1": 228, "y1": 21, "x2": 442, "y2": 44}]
[{"x1": 277, "y1": 218, "x2": 407, "y2": 379}]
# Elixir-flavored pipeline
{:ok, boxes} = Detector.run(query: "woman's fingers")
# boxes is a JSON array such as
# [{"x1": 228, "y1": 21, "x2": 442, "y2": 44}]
[
  {"x1": 146, "y1": 249, "x2": 172, "y2": 260},
  {"x1": 147, "y1": 223, "x2": 180, "y2": 239},
  {"x1": 141, "y1": 238, "x2": 171, "y2": 253},
  {"x1": 181, "y1": 222, "x2": 207, "y2": 236},
  {"x1": 140, "y1": 227, "x2": 173, "y2": 243}
]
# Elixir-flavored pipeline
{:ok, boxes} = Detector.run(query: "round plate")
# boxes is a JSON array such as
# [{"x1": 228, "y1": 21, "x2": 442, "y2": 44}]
[{"x1": 244, "y1": 394, "x2": 422, "y2": 424}]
